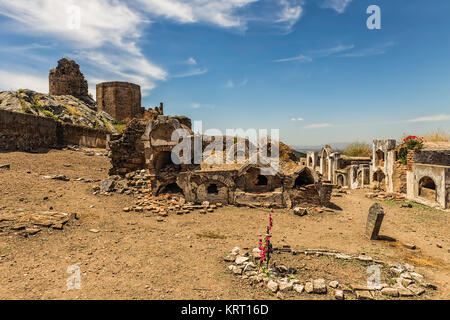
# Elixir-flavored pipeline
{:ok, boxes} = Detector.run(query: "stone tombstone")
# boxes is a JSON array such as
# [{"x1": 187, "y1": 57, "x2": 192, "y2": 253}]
[{"x1": 366, "y1": 203, "x2": 385, "y2": 240}]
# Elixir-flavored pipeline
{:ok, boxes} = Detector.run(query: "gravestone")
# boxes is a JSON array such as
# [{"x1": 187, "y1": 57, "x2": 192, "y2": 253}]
[{"x1": 366, "y1": 203, "x2": 385, "y2": 240}]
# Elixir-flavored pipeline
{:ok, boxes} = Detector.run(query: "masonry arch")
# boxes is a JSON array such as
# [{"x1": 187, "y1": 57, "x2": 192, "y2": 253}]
[{"x1": 418, "y1": 176, "x2": 437, "y2": 202}]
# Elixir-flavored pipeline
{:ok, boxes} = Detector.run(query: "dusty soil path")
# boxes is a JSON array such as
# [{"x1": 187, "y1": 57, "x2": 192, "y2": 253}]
[{"x1": 0, "y1": 149, "x2": 448, "y2": 299}]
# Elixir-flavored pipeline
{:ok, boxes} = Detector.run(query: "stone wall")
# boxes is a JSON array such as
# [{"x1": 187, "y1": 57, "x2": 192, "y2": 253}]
[
  {"x1": 0, "y1": 109, "x2": 108, "y2": 152},
  {"x1": 49, "y1": 58, "x2": 89, "y2": 98},
  {"x1": 61, "y1": 123, "x2": 109, "y2": 148},
  {"x1": 108, "y1": 119, "x2": 147, "y2": 175},
  {"x1": 392, "y1": 161, "x2": 408, "y2": 193},
  {"x1": 0, "y1": 109, "x2": 58, "y2": 152},
  {"x1": 96, "y1": 82, "x2": 142, "y2": 122},
  {"x1": 414, "y1": 150, "x2": 450, "y2": 166}
]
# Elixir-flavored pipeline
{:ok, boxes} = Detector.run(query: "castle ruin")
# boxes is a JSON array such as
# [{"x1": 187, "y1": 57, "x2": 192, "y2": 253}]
[
  {"x1": 96, "y1": 82, "x2": 144, "y2": 122},
  {"x1": 49, "y1": 58, "x2": 89, "y2": 98}
]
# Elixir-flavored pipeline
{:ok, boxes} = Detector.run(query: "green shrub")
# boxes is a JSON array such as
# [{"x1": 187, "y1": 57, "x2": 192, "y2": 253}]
[
  {"x1": 43, "y1": 110, "x2": 59, "y2": 121},
  {"x1": 397, "y1": 136, "x2": 424, "y2": 164}
]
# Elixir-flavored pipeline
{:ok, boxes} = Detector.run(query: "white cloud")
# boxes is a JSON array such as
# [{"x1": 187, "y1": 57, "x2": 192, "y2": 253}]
[
  {"x1": 186, "y1": 57, "x2": 197, "y2": 65},
  {"x1": 190, "y1": 102, "x2": 215, "y2": 109},
  {"x1": 274, "y1": 44, "x2": 353, "y2": 63},
  {"x1": 0, "y1": 0, "x2": 307, "y2": 95},
  {"x1": 276, "y1": 0, "x2": 303, "y2": 28},
  {"x1": 309, "y1": 44, "x2": 355, "y2": 57},
  {"x1": 274, "y1": 54, "x2": 312, "y2": 63},
  {"x1": 224, "y1": 78, "x2": 247, "y2": 88},
  {"x1": 0, "y1": 0, "x2": 144, "y2": 51},
  {"x1": 75, "y1": 50, "x2": 167, "y2": 93},
  {"x1": 407, "y1": 114, "x2": 450, "y2": 122},
  {"x1": 172, "y1": 68, "x2": 208, "y2": 78},
  {"x1": 291, "y1": 117, "x2": 305, "y2": 121},
  {"x1": 341, "y1": 42, "x2": 395, "y2": 58},
  {"x1": 0, "y1": 69, "x2": 48, "y2": 92},
  {"x1": 136, "y1": 0, "x2": 259, "y2": 28},
  {"x1": 321, "y1": 0, "x2": 353, "y2": 14},
  {"x1": 305, "y1": 123, "x2": 332, "y2": 128},
  {"x1": 0, "y1": 0, "x2": 166, "y2": 96}
]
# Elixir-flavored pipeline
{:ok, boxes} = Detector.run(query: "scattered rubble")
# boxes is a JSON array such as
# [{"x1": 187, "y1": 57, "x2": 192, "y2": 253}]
[
  {"x1": 0, "y1": 209, "x2": 78, "y2": 237},
  {"x1": 225, "y1": 246, "x2": 436, "y2": 300},
  {"x1": 365, "y1": 191, "x2": 406, "y2": 201}
]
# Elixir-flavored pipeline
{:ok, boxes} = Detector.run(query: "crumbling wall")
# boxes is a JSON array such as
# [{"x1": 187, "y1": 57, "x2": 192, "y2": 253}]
[
  {"x1": 108, "y1": 119, "x2": 147, "y2": 175},
  {"x1": 0, "y1": 109, "x2": 58, "y2": 151},
  {"x1": 96, "y1": 82, "x2": 142, "y2": 121},
  {"x1": 49, "y1": 58, "x2": 89, "y2": 98},
  {"x1": 61, "y1": 123, "x2": 109, "y2": 148},
  {"x1": 0, "y1": 109, "x2": 108, "y2": 152}
]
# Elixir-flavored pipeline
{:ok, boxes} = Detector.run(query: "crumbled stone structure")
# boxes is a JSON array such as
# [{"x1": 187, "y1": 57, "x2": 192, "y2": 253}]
[
  {"x1": 96, "y1": 82, "x2": 144, "y2": 122},
  {"x1": 308, "y1": 139, "x2": 449, "y2": 210},
  {"x1": 49, "y1": 58, "x2": 94, "y2": 106},
  {"x1": 407, "y1": 149, "x2": 450, "y2": 209},
  {"x1": 308, "y1": 145, "x2": 371, "y2": 190},
  {"x1": 108, "y1": 109, "x2": 332, "y2": 209}
]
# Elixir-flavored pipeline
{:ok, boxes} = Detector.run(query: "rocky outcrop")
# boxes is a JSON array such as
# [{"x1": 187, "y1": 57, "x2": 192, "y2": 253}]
[{"x1": 0, "y1": 90, "x2": 115, "y2": 131}]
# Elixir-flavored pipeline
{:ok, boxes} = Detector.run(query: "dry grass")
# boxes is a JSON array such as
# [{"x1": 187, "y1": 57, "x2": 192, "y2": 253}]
[
  {"x1": 343, "y1": 141, "x2": 372, "y2": 157},
  {"x1": 65, "y1": 104, "x2": 82, "y2": 117},
  {"x1": 422, "y1": 130, "x2": 450, "y2": 142}
]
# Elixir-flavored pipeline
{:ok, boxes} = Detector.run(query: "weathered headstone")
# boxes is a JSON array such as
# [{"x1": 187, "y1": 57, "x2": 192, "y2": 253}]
[{"x1": 366, "y1": 203, "x2": 385, "y2": 240}]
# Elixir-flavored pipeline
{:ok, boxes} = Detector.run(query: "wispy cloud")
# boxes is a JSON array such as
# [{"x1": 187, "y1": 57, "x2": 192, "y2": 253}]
[
  {"x1": 190, "y1": 102, "x2": 215, "y2": 109},
  {"x1": 136, "y1": 0, "x2": 259, "y2": 28},
  {"x1": 0, "y1": 69, "x2": 48, "y2": 92},
  {"x1": 407, "y1": 114, "x2": 450, "y2": 122},
  {"x1": 274, "y1": 42, "x2": 394, "y2": 63},
  {"x1": 321, "y1": 0, "x2": 353, "y2": 14},
  {"x1": 275, "y1": 0, "x2": 304, "y2": 30},
  {"x1": 291, "y1": 117, "x2": 305, "y2": 121},
  {"x1": 274, "y1": 44, "x2": 352, "y2": 63},
  {"x1": 309, "y1": 44, "x2": 355, "y2": 57},
  {"x1": 172, "y1": 68, "x2": 208, "y2": 78},
  {"x1": 305, "y1": 123, "x2": 333, "y2": 128},
  {"x1": 186, "y1": 57, "x2": 197, "y2": 65},
  {"x1": 274, "y1": 54, "x2": 312, "y2": 63},
  {"x1": 224, "y1": 78, "x2": 248, "y2": 88},
  {"x1": 0, "y1": 0, "x2": 165, "y2": 96},
  {"x1": 341, "y1": 41, "x2": 395, "y2": 57}
]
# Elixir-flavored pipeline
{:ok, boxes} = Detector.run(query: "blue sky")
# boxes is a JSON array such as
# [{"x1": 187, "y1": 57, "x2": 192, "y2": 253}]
[{"x1": 0, "y1": 0, "x2": 449, "y2": 146}]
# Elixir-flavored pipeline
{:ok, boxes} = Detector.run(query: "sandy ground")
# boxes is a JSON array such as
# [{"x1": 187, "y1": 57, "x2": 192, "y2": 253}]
[{"x1": 0, "y1": 149, "x2": 448, "y2": 300}]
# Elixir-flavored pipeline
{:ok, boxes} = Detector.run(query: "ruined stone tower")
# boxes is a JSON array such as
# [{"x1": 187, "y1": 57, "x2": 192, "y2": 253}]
[
  {"x1": 49, "y1": 58, "x2": 89, "y2": 98},
  {"x1": 96, "y1": 82, "x2": 143, "y2": 122}
]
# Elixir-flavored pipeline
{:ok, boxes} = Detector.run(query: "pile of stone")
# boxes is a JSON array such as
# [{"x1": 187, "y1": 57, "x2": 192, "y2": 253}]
[
  {"x1": 0, "y1": 209, "x2": 78, "y2": 237},
  {"x1": 94, "y1": 170, "x2": 151, "y2": 196},
  {"x1": 225, "y1": 246, "x2": 436, "y2": 300},
  {"x1": 123, "y1": 197, "x2": 223, "y2": 218},
  {"x1": 108, "y1": 119, "x2": 147, "y2": 176},
  {"x1": 66, "y1": 145, "x2": 108, "y2": 157},
  {"x1": 225, "y1": 246, "x2": 339, "y2": 299},
  {"x1": 365, "y1": 191, "x2": 406, "y2": 201},
  {"x1": 293, "y1": 206, "x2": 333, "y2": 217},
  {"x1": 384, "y1": 263, "x2": 435, "y2": 297}
]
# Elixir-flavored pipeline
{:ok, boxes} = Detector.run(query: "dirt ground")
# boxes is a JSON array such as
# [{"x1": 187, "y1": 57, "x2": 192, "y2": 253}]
[{"x1": 0, "y1": 149, "x2": 448, "y2": 300}]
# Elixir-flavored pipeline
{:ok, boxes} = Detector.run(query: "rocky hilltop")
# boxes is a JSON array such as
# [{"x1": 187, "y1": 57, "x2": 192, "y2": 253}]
[{"x1": 0, "y1": 89, "x2": 115, "y2": 131}]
